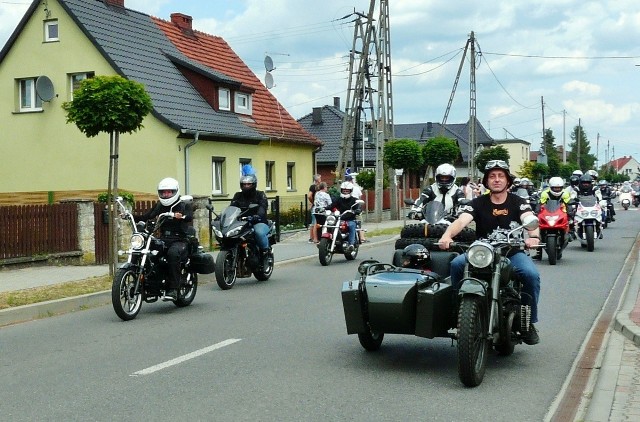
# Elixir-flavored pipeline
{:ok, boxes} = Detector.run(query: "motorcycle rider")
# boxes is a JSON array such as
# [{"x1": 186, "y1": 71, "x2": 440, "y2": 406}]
[
  {"x1": 414, "y1": 163, "x2": 464, "y2": 217},
  {"x1": 598, "y1": 179, "x2": 616, "y2": 221},
  {"x1": 331, "y1": 181, "x2": 359, "y2": 252},
  {"x1": 230, "y1": 165, "x2": 270, "y2": 263},
  {"x1": 133, "y1": 177, "x2": 193, "y2": 301},
  {"x1": 438, "y1": 160, "x2": 541, "y2": 345},
  {"x1": 534, "y1": 176, "x2": 571, "y2": 259},
  {"x1": 510, "y1": 177, "x2": 522, "y2": 193}
]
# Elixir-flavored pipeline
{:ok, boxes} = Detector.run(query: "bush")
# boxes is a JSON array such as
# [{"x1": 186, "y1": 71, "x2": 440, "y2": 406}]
[{"x1": 98, "y1": 191, "x2": 134, "y2": 206}]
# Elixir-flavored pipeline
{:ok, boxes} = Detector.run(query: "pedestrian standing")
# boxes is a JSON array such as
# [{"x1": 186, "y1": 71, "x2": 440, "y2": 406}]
[{"x1": 308, "y1": 174, "x2": 321, "y2": 243}]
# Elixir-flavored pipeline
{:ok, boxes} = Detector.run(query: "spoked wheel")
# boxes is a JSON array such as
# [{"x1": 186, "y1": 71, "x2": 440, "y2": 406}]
[
  {"x1": 545, "y1": 236, "x2": 557, "y2": 265},
  {"x1": 112, "y1": 267, "x2": 143, "y2": 321},
  {"x1": 457, "y1": 296, "x2": 489, "y2": 387},
  {"x1": 254, "y1": 250, "x2": 274, "y2": 281},
  {"x1": 175, "y1": 272, "x2": 198, "y2": 307},
  {"x1": 344, "y1": 242, "x2": 359, "y2": 260},
  {"x1": 318, "y1": 238, "x2": 333, "y2": 266},
  {"x1": 585, "y1": 225, "x2": 595, "y2": 252},
  {"x1": 215, "y1": 250, "x2": 237, "y2": 290},
  {"x1": 358, "y1": 324, "x2": 384, "y2": 351}
]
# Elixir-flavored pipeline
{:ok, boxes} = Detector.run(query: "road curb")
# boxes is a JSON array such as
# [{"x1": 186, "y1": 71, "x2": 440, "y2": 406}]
[{"x1": 0, "y1": 235, "x2": 400, "y2": 327}]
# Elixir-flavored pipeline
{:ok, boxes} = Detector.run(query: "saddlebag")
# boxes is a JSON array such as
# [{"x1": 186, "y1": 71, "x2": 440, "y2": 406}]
[
  {"x1": 341, "y1": 281, "x2": 367, "y2": 334},
  {"x1": 190, "y1": 252, "x2": 215, "y2": 274}
]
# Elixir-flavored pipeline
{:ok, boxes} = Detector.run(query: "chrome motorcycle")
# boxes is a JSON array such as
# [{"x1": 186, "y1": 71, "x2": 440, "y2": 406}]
[{"x1": 317, "y1": 200, "x2": 364, "y2": 266}]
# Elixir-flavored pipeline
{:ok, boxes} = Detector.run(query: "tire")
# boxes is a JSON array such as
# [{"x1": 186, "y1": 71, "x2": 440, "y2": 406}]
[
  {"x1": 585, "y1": 225, "x2": 595, "y2": 252},
  {"x1": 112, "y1": 267, "x2": 143, "y2": 321},
  {"x1": 175, "y1": 272, "x2": 197, "y2": 307},
  {"x1": 494, "y1": 308, "x2": 517, "y2": 356},
  {"x1": 215, "y1": 250, "x2": 237, "y2": 290},
  {"x1": 318, "y1": 238, "x2": 333, "y2": 266},
  {"x1": 457, "y1": 296, "x2": 489, "y2": 387},
  {"x1": 345, "y1": 242, "x2": 359, "y2": 260},
  {"x1": 254, "y1": 250, "x2": 274, "y2": 281},
  {"x1": 392, "y1": 249, "x2": 404, "y2": 266},
  {"x1": 546, "y1": 235, "x2": 557, "y2": 265},
  {"x1": 400, "y1": 223, "x2": 427, "y2": 238},
  {"x1": 358, "y1": 326, "x2": 384, "y2": 351}
]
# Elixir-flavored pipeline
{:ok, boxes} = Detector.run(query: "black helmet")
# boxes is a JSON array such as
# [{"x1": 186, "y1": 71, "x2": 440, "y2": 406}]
[
  {"x1": 578, "y1": 174, "x2": 594, "y2": 195},
  {"x1": 401, "y1": 244, "x2": 430, "y2": 269},
  {"x1": 569, "y1": 174, "x2": 580, "y2": 187}
]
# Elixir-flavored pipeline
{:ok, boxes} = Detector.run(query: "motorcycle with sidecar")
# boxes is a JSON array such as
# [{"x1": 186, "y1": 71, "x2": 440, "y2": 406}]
[{"x1": 341, "y1": 215, "x2": 540, "y2": 387}]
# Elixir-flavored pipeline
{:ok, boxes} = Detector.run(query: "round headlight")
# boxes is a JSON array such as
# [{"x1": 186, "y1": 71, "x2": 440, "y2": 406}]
[
  {"x1": 130, "y1": 234, "x2": 145, "y2": 250},
  {"x1": 467, "y1": 242, "x2": 493, "y2": 268},
  {"x1": 326, "y1": 215, "x2": 337, "y2": 225}
]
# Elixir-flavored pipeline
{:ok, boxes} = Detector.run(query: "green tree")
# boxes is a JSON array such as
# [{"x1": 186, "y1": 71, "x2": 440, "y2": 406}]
[
  {"x1": 475, "y1": 145, "x2": 510, "y2": 173},
  {"x1": 541, "y1": 128, "x2": 561, "y2": 176},
  {"x1": 384, "y1": 138, "x2": 423, "y2": 171},
  {"x1": 422, "y1": 136, "x2": 460, "y2": 176},
  {"x1": 62, "y1": 75, "x2": 153, "y2": 275},
  {"x1": 566, "y1": 124, "x2": 596, "y2": 171}
]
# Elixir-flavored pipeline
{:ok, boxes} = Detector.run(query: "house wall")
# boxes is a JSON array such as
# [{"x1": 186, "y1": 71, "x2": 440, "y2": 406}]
[{"x1": 494, "y1": 141, "x2": 530, "y2": 176}]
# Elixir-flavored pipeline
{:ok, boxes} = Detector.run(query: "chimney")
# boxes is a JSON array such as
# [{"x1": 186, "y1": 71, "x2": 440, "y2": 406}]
[
  {"x1": 312, "y1": 107, "x2": 323, "y2": 125},
  {"x1": 333, "y1": 96, "x2": 341, "y2": 110},
  {"x1": 105, "y1": 0, "x2": 125, "y2": 7},
  {"x1": 171, "y1": 13, "x2": 193, "y2": 31}
]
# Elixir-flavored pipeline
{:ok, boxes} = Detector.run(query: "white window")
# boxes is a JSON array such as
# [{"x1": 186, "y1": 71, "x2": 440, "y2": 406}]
[
  {"x1": 69, "y1": 72, "x2": 94, "y2": 99},
  {"x1": 287, "y1": 163, "x2": 295, "y2": 190},
  {"x1": 212, "y1": 158, "x2": 225, "y2": 195},
  {"x1": 235, "y1": 92, "x2": 252, "y2": 115},
  {"x1": 18, "y1": 78, "x2": 43, "y2": 112},
  {"x1": 265, "y1": 161, "x2": 275, "y2": 191},
  {"x1": 219, "y1": 88, "x2": 230, "y2": 111},
  {"x1": 44, "y1": 20, "x2": 59, "y2": 42}
]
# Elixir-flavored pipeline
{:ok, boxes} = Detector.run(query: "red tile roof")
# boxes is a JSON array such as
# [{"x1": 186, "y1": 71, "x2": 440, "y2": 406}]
[
  {"x1": 153, "y1": 17, "x2": 321, "y2": 147},
  {"x1": 609, "y1": 156, "x2": 632, "y2": 170}
]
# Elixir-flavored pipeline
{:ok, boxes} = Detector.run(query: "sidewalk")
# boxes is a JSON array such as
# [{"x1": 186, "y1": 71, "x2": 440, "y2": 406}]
[{"x1": 0, "y1": 217, "x2": 406, "y2": 326}]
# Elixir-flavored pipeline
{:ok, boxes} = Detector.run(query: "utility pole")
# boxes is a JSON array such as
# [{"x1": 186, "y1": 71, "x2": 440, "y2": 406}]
[
  {"x1": 577, "y1": 118, "x2": 581, "y2": 169},
  {"x1": 540, "y1": 96, "x2": 545, "y2": 153},
  {"x1": 562, "y1": 109, "x2": 566, "y2": 164},
  {"x1": 468, "y1": 31, "x2": 477, "y2": 180}
]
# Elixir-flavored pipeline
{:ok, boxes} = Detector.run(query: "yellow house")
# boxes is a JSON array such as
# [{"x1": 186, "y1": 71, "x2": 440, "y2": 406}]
[
  {"x1": 0, "y1": 0, "x2": 321, "y2": 205},
  {"x1": 493, "y1": 138, "x2": 531, "y2": 177}
]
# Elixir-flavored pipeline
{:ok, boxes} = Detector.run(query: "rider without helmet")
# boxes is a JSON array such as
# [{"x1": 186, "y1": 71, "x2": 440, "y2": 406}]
[
  {"x1": 157, "y1": 177, "x2": 180, "y2": 206},
  {"x1": 401, "y1": 244, "x2": 430, "y2": 269},
  {"x1": 434, "y1": 163, "x2": 456, "y2": 194},
  {"x1": 482, "y1": 159, "x2": 514, "y2": 191}
]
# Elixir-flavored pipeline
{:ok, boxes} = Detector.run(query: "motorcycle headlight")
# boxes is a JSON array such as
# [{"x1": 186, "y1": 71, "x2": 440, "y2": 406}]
[
  {"x1": 326, "y1": 215, "x2": 337, "y2": 225},
  {"x1": 226, "y1": 226, "x2": 242, "y2": 237},
  {"x1": 590, "y1": 210, "x2": 599, "y2": 217},
  {"x1": 213, "y1": 228, "x2": 222, "y2": 238},
  {"x1": 544, "y1": 215, "x2": 558, "y2": 226},
  {"x1": 130, "y1": 234, "x2": 145, "y2": 250},
  {"x1": 467, "y1": 242, "x2": 493, "y2": 269},
  {"x1": 580, "y1": 210, "x2": 590, "y2": 218}
]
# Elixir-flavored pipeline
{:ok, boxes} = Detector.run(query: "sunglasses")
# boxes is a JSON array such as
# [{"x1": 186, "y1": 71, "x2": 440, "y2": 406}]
[{"x1": 485, "y1": 160, "x2": 509, "y2": 170}]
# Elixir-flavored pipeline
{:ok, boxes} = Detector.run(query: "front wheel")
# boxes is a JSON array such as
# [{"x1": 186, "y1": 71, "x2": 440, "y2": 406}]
[
  {"x1": 175, "y1": 272, "x2": 197, "y2": 307},
  {"x1": 215, "y1": 250, "x2": 237, "y2": 290},
  {"x1": 112, "y1": 267, "x2": 143, "y2": 321},
  {"x1": 318, "y1": 238, "x2": 333, "y2": 266},
  {"x1": 458, "y1": 296, "x2": 489, "y2": 387},
  {"x1": 545, "y1": 235, "x2": 557, "y2": 265},
  {"x1": 585, "y1": 225, "x2": 595, "y2": 252}
]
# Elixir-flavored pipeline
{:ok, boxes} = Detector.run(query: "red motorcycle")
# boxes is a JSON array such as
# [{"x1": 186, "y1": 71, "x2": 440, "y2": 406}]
[{"x1": 538, "y1": 198, "x2": 570, "y2": 265}]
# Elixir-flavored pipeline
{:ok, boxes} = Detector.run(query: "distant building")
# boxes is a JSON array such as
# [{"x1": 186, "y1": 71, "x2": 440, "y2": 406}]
[{"x1": 607, "y1": 156, "x2": 640, "y2": 180}]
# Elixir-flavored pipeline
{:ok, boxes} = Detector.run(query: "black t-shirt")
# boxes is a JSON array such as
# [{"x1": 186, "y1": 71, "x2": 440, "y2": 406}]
[
  {"x1": 460, "y1": 193, "x2": 532, "y2": 238},
  {"x1": 309, "y1": 184, "x2": 317, "y2": 204}
]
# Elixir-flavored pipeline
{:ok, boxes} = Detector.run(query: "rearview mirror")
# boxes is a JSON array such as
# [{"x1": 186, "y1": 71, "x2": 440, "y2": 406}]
[{"x1": 522, "y1": 214, "x2": 539, "y2": 230}]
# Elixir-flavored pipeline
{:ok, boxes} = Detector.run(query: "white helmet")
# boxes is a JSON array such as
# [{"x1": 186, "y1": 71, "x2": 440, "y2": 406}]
[
  {"x1": 548, "y1": 176, "x2": 564, "y2": 198},
  {"x1": 340, "y1": 181, "x2": 354, "y2": 199},
  {"x1": 157, "y1": 177, "x2": 180, "y2": 206},
  {"x1": 572, "y1": 170, "x2": 583, "y2": 177},
  {"x1": 435, "y1": 163, "x2": 456, "y2": 192}
]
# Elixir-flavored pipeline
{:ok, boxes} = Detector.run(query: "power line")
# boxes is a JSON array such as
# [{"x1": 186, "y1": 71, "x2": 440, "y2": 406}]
[{"x1": 483, "y1": 52, "x2": 640, "y2": 60}]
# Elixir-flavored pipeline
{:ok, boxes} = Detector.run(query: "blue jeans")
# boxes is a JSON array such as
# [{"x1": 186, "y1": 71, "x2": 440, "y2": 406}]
[
  {"x1": 253, "y1": 222, "x2": 270, "y2": 250},
  {"x1": 450, "y1": 251, "x2": 540, "y2": 323},
  {"x1": 346, "y1": 220, "x2": 357, "y2": 245}
]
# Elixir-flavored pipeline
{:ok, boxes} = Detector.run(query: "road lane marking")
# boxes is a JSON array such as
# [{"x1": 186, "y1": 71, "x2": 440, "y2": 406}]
[{"x1": 130, "y1": 338, "x2": 242, "y2": 376}]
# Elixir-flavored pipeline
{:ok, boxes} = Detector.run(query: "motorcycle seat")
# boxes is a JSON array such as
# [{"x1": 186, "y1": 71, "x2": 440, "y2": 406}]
[{"x1": 429, "y1": 251, "x2": 458, "y2": 280}]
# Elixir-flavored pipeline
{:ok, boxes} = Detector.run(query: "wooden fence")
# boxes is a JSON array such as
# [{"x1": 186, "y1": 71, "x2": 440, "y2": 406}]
[{"x1": 0, "y1": 203, "x2": 78, "y2": 260}]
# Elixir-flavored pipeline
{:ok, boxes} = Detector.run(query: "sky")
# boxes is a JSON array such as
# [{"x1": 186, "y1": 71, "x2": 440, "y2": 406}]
[{"x1": 2, "y1": 0, "x2": 640, "y2": 168}]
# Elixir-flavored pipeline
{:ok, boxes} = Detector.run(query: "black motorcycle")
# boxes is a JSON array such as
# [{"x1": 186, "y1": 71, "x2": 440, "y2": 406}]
[
  {"x1": 210, "y1": 204, "x2": 276, "y2": 290},
  {"x1": 111, "y1": 196, "x2": 214, "y2": 321}
]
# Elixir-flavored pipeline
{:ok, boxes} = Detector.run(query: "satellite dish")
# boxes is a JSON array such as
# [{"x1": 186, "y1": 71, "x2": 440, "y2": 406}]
[
  {"x1": 264, "y1": 55, "x2": 275, "y2": 72},
  {"x1": 35, "y1": 76, "x2": 55, "y2": 101},
  {"x1": 265, "y1": 72, "x2": 274, "y2": 89}
]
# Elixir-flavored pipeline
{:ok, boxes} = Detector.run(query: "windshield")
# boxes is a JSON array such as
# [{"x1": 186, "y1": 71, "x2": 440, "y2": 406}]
[
  {"x1": 424, "y1": 201, "x2": 446, "y2": 224},
  {"x1": 515, "y1": 188, "x2": 529, "y2": 199},
  {"x1": 620, "y1": 186, "x2": 632, "y2": 193},
  {"x1": 578, "y1": 195, "x2": 598, "y2": 207},
  {"x1": 219, "y1": 206, "x2": 242, "y2": 228},
  {"x1": 542, "y1": 198, "x2": 562, "y2": 213}
]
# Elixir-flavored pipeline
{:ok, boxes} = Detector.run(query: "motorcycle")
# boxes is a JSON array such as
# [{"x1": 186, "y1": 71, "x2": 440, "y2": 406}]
[
  {"x1": 112, "y1": 196, "x2": 214, "y2": 321},
  {"x1": 210, "y1": 204, "x2": 276, "y2": 290},
  {"x1": 574, "y1": 195, "x2": 603, "y2": 252},
  {"x1": 342, "y1": 214, "x2": 540, "y2": 387},
  {"x1": 317, "y1": 200, "x2": 365, "y2": 266},
  {"x1": 632, "y1": 189, "x2": 640, "y2": 207},
  {"x1": 619, "y1": 185, "x2": 633, "y2": 211},
  {"x1": 537, "y1": 198, "x2": 570, "y2": 265},
  {"x1": 403, "y1": 196, "x2": 459, "y2": 224}
]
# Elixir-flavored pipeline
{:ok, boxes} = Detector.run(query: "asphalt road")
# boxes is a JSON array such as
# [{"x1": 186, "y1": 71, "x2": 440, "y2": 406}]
[{"x1": 0, "y1": 208, "x2": 638, "y2": 421}]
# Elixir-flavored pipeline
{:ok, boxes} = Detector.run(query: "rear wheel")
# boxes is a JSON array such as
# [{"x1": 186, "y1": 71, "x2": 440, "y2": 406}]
[
  {"x1": 545, "y1": 236, "x2": 557, "y2": 265},
  {"x1": 585, "y1": 225, "x2": 595, "y2": 252},
  {"x1": 254, "y1": 250, "x2": 274, "y2": 281},
  {"x1": 215, "y1": 250, "x2": 237, "y2": 290},
  {"x1": 494, "y1": 309, "x2": 517, "y2": 356},
  {"x1": 358, "y1": 325, "x2": 384, "y2": 351},
  {"x1": 345, "y1": 242, "x2": 359, "y2": 260},
  {"x1": 112, "y1": 267, "x2": 142, "y2": 321},
  {"x1": 175, "y1": 272, "x2": 197, "y2": 307},
  {"x1": 319, "y1": 238, "x2": 333, "y2": 266},
  {"x1": 458, "y1": 296, "x2": 488, "y2": 387}
]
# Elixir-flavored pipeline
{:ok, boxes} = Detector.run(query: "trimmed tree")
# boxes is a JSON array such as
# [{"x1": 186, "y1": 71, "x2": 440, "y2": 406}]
[
  {"x1": 384, "y1": 138, "x2": 424, "y2": 193},
  {"x1": 422, "y1": 136, "x2": 460, "y2": 185},
  {"x1": 62, "y1": 75, "x2": 153, "y2": 275},
  {"x1": 475, "y1": 145, "x2": 510, "y2": 174}
]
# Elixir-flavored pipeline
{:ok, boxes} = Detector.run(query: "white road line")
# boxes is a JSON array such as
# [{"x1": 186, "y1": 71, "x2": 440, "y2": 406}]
[{"x1": 130, "y1": 338, "x2": 242, "y2": 376}]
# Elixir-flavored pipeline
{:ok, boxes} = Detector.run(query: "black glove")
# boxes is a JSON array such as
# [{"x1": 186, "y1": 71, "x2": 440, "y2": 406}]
[{"x1": 250, "y1": 215, "x2": 262, "y2": 224}]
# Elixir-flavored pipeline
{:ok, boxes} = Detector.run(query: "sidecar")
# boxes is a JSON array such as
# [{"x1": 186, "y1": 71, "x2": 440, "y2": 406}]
[{"x1": 341, "y1": 251, "x2": 458, "y2": 350}]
